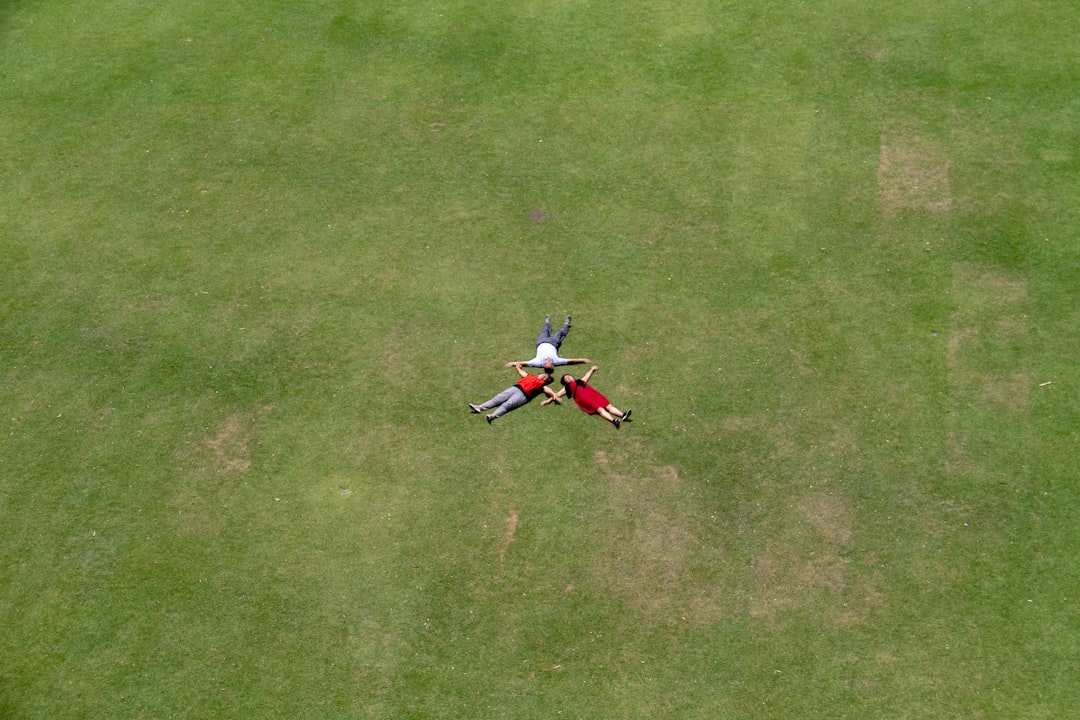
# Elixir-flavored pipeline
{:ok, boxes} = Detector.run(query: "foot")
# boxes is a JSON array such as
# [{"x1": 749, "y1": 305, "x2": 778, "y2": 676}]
[
  {"x1": 469, "y1": 403, "x2": 483, "y2": 413},
  {"x1": 565, "y1": 315, "x2": 572, "y2": 327},
  {"x1": 612, "y1": 417, "x2": 620, "y2": 429},
  {"x1": 486, "y1": 414, "x2": 495, "y2": 424},
  {"x1": 622, "y1": 408, "x2": 631, "y2": 422}
]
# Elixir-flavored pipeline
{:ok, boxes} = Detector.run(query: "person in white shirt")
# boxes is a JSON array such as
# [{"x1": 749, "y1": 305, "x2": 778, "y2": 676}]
[{"x1": 503, "y1": 315, "x2": 590, "y2": 371}]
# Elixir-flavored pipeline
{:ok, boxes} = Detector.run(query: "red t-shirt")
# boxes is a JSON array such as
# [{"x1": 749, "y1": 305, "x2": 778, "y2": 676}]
[{"x1": 515, "y1": 374, "x2": 548, "y2": 399}]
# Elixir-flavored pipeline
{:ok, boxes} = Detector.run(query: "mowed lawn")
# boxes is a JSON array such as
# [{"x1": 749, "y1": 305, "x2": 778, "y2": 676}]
[{"x1": 2, "y1": 0, "x2": 1078, "y2": 717}]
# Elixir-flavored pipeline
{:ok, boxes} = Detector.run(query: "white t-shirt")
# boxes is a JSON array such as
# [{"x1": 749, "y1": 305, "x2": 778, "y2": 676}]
[{"x1": 525, "y1": 342, "x2": 570, "y2": 367}]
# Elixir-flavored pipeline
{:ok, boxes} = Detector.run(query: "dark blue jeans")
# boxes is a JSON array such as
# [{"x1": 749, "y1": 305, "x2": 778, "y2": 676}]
[{"x1": 536, "y1": 316, "x2": 570, "y2": 349}]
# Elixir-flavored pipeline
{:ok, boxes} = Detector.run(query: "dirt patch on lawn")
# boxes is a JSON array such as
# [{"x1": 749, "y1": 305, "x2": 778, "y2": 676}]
[
  {"x1": 976, "y1": 371, "x2": 1030, "y2": 413},
  {"x1": 169, "y1": 406, "x2": 272, "y2": 533},
  {"x1": 739, "y1": 488, "x2": 868, "y2": 624},
  {"x1": 499, "y1": 508, "x2": 519, "y2": 561},
  {"x1": 950, "y1": 265, "x2": 1028, "y2": 311},
  {"x1": 946, "y1": 265, "x2": 1030, "y2": 472},
  {"x1": 588, "y1": 440, "x2": 877, "y2": 627},
  {"x1": 177, "y1": 406, "x2": 272, "y2": 475},
  {"x1": 859, "y1": 34, "x2": 888, "y2": 62},
  {"x1": 591, "y1": 444, "x2": 705, "y2": 618},
  {"x1": 202, "y1": 411, "x2": 257, "y2": 473},
  {"x1": 878, "y1": 126, "x2": 952, "y2": 217}
]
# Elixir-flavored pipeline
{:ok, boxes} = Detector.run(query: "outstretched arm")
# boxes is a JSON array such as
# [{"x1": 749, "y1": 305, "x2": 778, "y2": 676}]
[
  {"x1": 581, "y1": 365, "x2": 598, "y2": 383},
  {"x1": 541, "y1": 388, "x2": 566, "y2": 406},
  {"x1": 511, "y1": 362, "x2": 528, "y2": 378},
  {"x1": 562, "y1": 357, "x2": 591, "y2": 365},
  {"x1": 504, "y1": 359, "x2": 534, "y2": 368}
]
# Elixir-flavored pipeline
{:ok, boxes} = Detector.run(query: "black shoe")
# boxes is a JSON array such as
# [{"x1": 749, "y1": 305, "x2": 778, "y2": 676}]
[
  {"x1": 613, "y1": 417, "x2": 620, "y2": 429},
  {"x1": 622, "y1": 408, "x2": 631, "y2": 422},
  {"x1": 565, "y1": 314, "x2": 572, "y2": 327},
  {"x1": 469, "y1": 403, "x2": 483, "y2": 413}
]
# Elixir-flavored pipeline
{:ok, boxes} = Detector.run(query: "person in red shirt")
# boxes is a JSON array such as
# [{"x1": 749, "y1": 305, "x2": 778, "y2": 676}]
[
  {"x1": 542, "y1": 365, "x2": 632, "y2": 429},
  {"x1": 470, "y1": 363, "x2": 559, "y2": 423}
]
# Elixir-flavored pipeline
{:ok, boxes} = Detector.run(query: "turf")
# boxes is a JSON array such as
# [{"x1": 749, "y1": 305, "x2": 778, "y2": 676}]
[{"x1": 2, "y1": 0, "x2": 1079, "y2": 717}]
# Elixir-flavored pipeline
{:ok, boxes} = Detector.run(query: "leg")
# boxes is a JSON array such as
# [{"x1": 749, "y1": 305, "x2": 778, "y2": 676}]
[
  {"x1": 490, "y1": 388, "x2": 529, "y2": 419},
  {"x1": 607, "y1": 404, "x2": 629, "y2": 419},
  {"x1": 596, "y1": 407, "x2": 619, "y2": 427},
  {"x1": 535, "y1": 315, "x2": 553, "y2": 346},
  {"x1": 479, "y1": 387, "x2": 517, "y2": 412},
  {"x1": 549, "y1": 316, "x2": 572, "y2": 348}
]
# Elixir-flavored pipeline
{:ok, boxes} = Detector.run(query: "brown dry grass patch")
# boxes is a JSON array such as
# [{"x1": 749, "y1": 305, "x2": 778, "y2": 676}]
[
  {"x1": 589, "y1": 436, "x2": 878, "y2": 627},
  {"x1": 878, "y1": 126, "x2": 952, "y2": 217},
  {"x1": 202, "y1": 411, "x2": 256, "y2": 474},
  {"x1": 950, "y1": 265, "x2": 1028, "y2": 314},
  {"x1": 946, "y1": 264, "x2": 1030, "y2": 471},
  {"x1": 499, "y1": 508, "x2": 519, "y2": 561},
  {"x1": 859, "y1": 34, "x2": 888, "y2": 62},
  {"x1": 739, "y1": 489, "x2": 864, "y2": 624},
  {"x1": 590, "y1": 444, "x2": 713, "y2": 620},
  {"x1": 169, "y1": 405, "x2": 272, "y2": 533}
]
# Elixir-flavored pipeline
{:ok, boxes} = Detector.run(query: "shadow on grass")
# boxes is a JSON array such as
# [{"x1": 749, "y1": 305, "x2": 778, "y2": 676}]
[{"x1": 0, "y1": 0, "x2": 29, "y2": 33}]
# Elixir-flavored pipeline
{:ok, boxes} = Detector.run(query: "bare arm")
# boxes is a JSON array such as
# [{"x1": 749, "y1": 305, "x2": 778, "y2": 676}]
[
  {"x1": 581, "y1": 365, "x2": 598, "y2": 383},
  {"x1": 541, "y1": 387, "x2": 566, "y2": 406},
  {"x1": 562, "y1": 357, "x2": 591, "y2": 365},
  {"x1": 511, "y1": 362, "x2": 528, "y2": 378}
]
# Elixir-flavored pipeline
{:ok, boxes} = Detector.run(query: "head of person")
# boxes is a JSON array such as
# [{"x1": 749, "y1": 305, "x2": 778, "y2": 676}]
[
  {"x1": 543, "y1": 358, "x2": 555, "y2": 373},
  {"x1": 539, "y1": 372, "x2": 552, "y2": 384},
  {"x1": 560, "y1": 374, "x2": 574, "y2": 388}
]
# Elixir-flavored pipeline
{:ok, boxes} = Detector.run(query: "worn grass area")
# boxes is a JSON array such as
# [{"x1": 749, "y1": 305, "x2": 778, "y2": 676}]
[{"x1": 2, "y1": 0, "x2": 1079, "y2": 717}]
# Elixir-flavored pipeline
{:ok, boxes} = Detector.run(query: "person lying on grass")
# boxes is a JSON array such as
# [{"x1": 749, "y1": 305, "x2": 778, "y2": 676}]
[
  {"x1": 469, "y1": 362, "x2": 561, "y2": 424},
  {"x1": 541, "y1": 365, "x2": 632, "y2": 429},
  {"x1": 503, "y1": 314, "x2": 590, "y2": 372}
]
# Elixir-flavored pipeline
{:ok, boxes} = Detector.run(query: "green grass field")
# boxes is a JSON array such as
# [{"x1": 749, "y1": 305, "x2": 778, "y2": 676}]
[{"x1": 2, "y1": 0, "x2": 1079, "y2": 717}]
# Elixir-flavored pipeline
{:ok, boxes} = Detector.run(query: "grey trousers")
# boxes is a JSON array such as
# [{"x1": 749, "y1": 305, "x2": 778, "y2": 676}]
[{"x1": 480, "y1": 387, "x2": 530, "y2": 417}]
